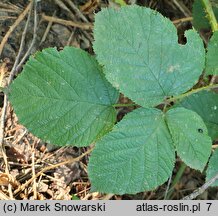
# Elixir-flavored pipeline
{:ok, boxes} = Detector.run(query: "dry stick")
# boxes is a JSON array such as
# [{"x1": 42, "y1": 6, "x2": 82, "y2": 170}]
[
  {"x1": 0, "y1": 1, "x2": 32, "y2": 58},
  {"x1": 31, "y1": 139, "x2": 37, "y2": 199},
  {"x1": 40, "y1": 11, "x2": 56, "y2": 45},
  {"x1": 210, "y1": 75, "x2": 216, "y2": 85},
  {"x1": 66, "y1": 30, "x2": 76, "y2": 46},
  {"x1": 63, "y1": 0, "x2": 93, "y2": 42},
  {"x1": 54, "y1": 0, "x2": 76, "y2": 21},
  {"x1": 59, "y1": 0, "x2": 93, "y2": 45},
  {"x1": 164, "y1": 173, "x2": 173, "y2": 200},
  {"x1": 172, "y1": 17, "x2": 193, "y2": 24},
  {"x1": 0, "y1": 190, "x2": 10, "y2": 200},
  {"x1": 172, "y1": 0, "x2": 191, "y2": 17},
  {"x1": 41, "y1": 13, "x2": 93, "y2": 30},
  {"x1": 0, "y1": 1, "x2": 33, "y2": 200},
  {"x1": 182, "y1": 173, "x2": 218, "y2": 200},
  {"x1": 8, "y1": 2, "x2": 33, "y2": 84},
  {"x1": 212, "y1": 144, "x2": 218, "y2": 149},
  {"x1": 16, "y1": 1, "x2": 38, "y2": 72},
  {"x1": 54, "y1": 0, "x2": 71, "y2": 12},
  {"x1": 0, "y1": 16, "x2": 17, "y2": 20},
  {"x1": 0, "y1": 2, "x2": 22, "y2": 14},
  {"x1": 0, "y1": 61, "x2": 7, "y2": 88},
  {"x1": 64, "y1": 0, "x2": 89, "y2": 23},
  {"x1": 165, "y1": 162, "x2": 187, "y2": 199},
  {"x1": 14, "y1": 147, "x2": 94, "y2": 196},
  {"x1": 0, "y1": 8, "x2": 19, "y2": 13},
  {"x1": 0, "y1": 99, "x2": 13, "y2": 199}
]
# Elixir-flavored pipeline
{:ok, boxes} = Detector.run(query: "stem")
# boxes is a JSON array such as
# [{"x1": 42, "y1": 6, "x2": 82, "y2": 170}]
[
  {"x1": 114, "y1": 84, "x2": 218, "y2": 108},
  {"x1": 112, "y1": 103, "x2": 136, "y2": 107},
  {"x1": 166, "y1": 83, "x2": 218, "y2": 103},
  {"x1": 201, "y1": 0, "x2": 218, "y2": 32},
  {"x1": 165, "y1": 162, "x2": 186, "y2": 199}
]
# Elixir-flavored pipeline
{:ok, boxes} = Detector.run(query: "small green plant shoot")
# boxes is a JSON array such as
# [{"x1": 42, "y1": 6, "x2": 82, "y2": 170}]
[{"x1": 8, "y1": 5, "x2": 218, "y2": 194}]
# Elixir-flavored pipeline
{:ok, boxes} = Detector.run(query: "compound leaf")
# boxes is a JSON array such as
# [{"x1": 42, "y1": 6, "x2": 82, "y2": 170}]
[
  {"x1": 9, "y1": 47, "x2": 119, "y2": 147},
  {"x1": 206, "y1": 148, "x2": 218, "y2": 187},
  {"x1": 88, "y1": 108, "x2": 175, "y2": 194},
  {"x1": 94, "y1": 5, "x2": 205, "y2": 107},
  {"x1": 166, "y1": 107, "x2": 212, "y2": 171},
  {"x1": 206, "y1": 31, "x2": 218, "y2": 75},
  {"x1": 177, "y1": 91, "x2": 218, "y2": 140}
]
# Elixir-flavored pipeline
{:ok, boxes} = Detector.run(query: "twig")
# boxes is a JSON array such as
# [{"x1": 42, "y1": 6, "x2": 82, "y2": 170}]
[
  {"x1": 54, "y1": 0, "x2": 76, "y2": 21},
  {"x1": 0, "y1": 16, "x2": 17, "y2": 20},
  {"x1": 172, "y1": 0, "x2": 191, "y2": 17},
  {"x1": 0, "y1": 1, "x2": 32, "y2": 57},
  {"x1": 31, "y1": 139, "x2": 38, "y2": 199},
  {"x1": 80, "y1": 0, "x2": 100, "y2": 14},
  {"x1": 182, "y1": 173, "x2": 218, "y2": 200},
  {"x1": 64, "y1": 0, "x2": 89, "y2": 23},
  {"x1": 212, "y1": 144, "x2": 218, "y2": 149},
  {"x1": 210, "y1": 75, "x2": 216, "y2": 85},
  {"x1": 0, "y1": 8, "x2": 18, "y2": 13},
  {"x1": 164, "y1": 173, "x2": 172, "y2": 199},
  {"x1": 0, "y1": 0, "x2": 34, "y2": 200},
  {"x1": 66, "y1": 30, "x2": 76, "y2": 46},
  {"x1": 0, "y1": 96, "x2": 13, "y2": 199},
  {"x1": 0, "y1": 2, "x2": 22, "y2": 14},
  {"x1": 40, "y1": 11, "x2": 56, "y2": 45},
  {"x1": 7, "y1": 1, "x2": 33, "y2": 84},
  {"x1": 14, "y1": 147, "x2": 94, "y2": 196},
  {"x1": 172, "y1": 17, "x2": 193, "y2": 24},
  {"x1": 54, "y1": 0, "x2": 71, "y2": 12},
  {"x1": 54, "y1": 0, "x2": 93, "y2": 45},
  {"x1": 0, "y1": 60, "x2": 9, "y2": 88},
  {"x1": 165, "y1": 162, "x2": 187, "y2": 199},
  {"x1": 0, "y1": 190, "x2": 10, "y2": 200},
  {"x1": 16, "y1": 1, "x2": 38, "y2": 72},
  {"x1": 41, "y1": 13, "x2": 93, "y2": 30}
]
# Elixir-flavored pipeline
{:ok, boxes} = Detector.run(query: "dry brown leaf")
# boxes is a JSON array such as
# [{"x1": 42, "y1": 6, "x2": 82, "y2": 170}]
[
  {"x1": 0, "y1": 172, "x2": 20, "y2": 188},
  {"x1": 0, "y1": 173, "x2": 10, "y2": 186}
]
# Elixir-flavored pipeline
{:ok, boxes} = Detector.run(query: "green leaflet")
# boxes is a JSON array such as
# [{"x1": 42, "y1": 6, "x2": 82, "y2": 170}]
[
  {"x1": 9, "y1": 47, "x2": 119, "y2": 147},
  {"x1": 206, "y1": 31, "x2": 218, "y2": 75},
  {"x1": 93, "y1": 5, "x2": 205, "y2": 107},
  {"x1": 166, "y1": 107, "x2": 212, "y2": 171},
  {"x1": 206, "y1": 148, "x2": 218, "y2": 186},
  {"x1": 88, "y1": 108, "x2": 175, "y2": 194},
  {"x1": 177, "y1": 90, "x2": 218, "y2": 140},
  {"x1": 88, "y1": 106, "x2": 211, "y2": 194},
  {"x1": 192, "y1": 0, "x2": 218, "y2": 31}
]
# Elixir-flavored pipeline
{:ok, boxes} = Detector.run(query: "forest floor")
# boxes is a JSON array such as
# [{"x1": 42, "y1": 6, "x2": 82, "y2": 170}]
[{"x1": 0, "y1": 0, "x2": 217, "y2": 200}]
